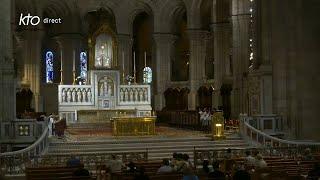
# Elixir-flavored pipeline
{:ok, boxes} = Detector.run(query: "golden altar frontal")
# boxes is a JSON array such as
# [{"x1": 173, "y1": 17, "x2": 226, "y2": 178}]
[{"x1": 111, "y1": 116, "x2": 156, "y2": 136}]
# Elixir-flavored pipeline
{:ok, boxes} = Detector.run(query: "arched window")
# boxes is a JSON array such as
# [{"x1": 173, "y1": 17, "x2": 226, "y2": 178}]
[
  {"x1": 143, "y1": 67, "x2": 152, "y2": 84},
  {"x1": 45, "y1": 51, "x2": 54, "y2": 83},
  {"x1": 80, "y1": 51, "x2": 88, "y2": 79}
]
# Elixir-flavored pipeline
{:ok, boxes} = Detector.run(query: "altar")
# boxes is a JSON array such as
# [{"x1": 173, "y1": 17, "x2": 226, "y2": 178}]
[
  {"x1": 58, "y1": 70, "x2": 152, "y2": 124},
  {"x1": 111, "y1": 116, "x2": 156, "y2": 136}
]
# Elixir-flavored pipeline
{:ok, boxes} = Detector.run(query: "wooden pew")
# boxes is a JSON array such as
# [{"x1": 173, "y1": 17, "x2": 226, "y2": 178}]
[{"x1": 26, "y1": 166, "x2": 94, "y2": 180}]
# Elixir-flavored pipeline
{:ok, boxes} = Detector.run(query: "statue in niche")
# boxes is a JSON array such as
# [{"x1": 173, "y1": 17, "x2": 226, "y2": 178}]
[
  {"x1": 99, "y1": 83, "x2": 104, "y2": 96},
  {"x1": 139, "y1": 90, "x2": 143, "y2": 102},
  {"x1": 77, "y1": 90, "x2": 82, "y2": 102},
  {"x1": 82, "y1": 90, "x2": 87, "y2": 102},
  {"x1": 108, "y1": 84, "x2": 112, "y2": 96},
  {"x1": 67, "y1": 89, "x2": 72, "y2": 102},
  {"x1": 124, "y1": 89, "x2": 129, "y2": 102},
  {"x1": 71, "y1": 90, "x2": 76, "y2": 102},
  {"x1": 120, "y1": 90, "x2": 124, "y2": 102},
  {"x1": 98, "y1": 76, "x2": 114, "y2": 97},
  {"x1": 104, "y1": 81, "x2": 108, "y2": 95},
  {"x1": 62, "y1": 89, "x2": 66, "y2": 102},
  {"x1": 87, "y1": 90, "x2": 92, "y2": 102},
  {"x1": 134, "y1": 89, "x2": 138, "y2": 102}
]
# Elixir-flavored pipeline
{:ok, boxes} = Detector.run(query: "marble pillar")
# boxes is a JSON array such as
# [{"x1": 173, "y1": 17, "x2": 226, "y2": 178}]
[
  {"x1": 153, "y1": 34, "x2": 176, "y2": 111},
  {"x1": 0, "y1": 0, "x2": 15, "y2": 122},
  {"x1": 117, "y1": 34, "x2": 133, "y2": 83},
  {"x1": 187, "y1": 30, "x2": 208, "y2": 110}
]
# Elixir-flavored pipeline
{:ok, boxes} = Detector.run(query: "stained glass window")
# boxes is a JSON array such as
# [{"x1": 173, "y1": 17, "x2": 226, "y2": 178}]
[
  {"x1": 80, "y1": 51, "x2": 88, "y2": 79},
  {"x1": 143, "y1": 67, "x2": 152, "y2": 84},
  {"x1": 45, "y1": 51, "x2": 54, "y2": 83}
]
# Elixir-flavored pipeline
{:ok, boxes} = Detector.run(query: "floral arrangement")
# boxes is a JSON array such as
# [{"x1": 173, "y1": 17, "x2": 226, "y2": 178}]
[{"x1": 125, "y1": 75, "x2": 134, "y2": 85}]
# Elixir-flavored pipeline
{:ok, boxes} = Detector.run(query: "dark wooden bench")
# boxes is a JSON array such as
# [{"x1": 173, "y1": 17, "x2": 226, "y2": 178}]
[{"x1": 26, "y1": 166, "x2": 94, "y2": 180}]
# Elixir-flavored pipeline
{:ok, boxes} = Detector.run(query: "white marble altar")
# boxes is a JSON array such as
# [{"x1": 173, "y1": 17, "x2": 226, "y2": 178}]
[{"x1": 58, "y1": 70, "x2": 152, "y2": 124}]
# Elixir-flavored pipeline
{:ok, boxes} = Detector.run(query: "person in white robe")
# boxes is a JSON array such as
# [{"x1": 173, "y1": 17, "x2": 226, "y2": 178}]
[{"x1": 48, "y1": 115, "x2": 54, "y2": 137}]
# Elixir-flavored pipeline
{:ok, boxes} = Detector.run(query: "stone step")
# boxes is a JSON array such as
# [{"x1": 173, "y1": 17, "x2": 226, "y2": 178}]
[
  {"x1": 49, "y1": 138, "x2": 244, "y2": 147},
  {"x1": 47, "y1": 143, "x2": 248, "y2": 153},
  {"x1": 46, "y1": 146, "x2": 247, "y2": 156},
  {"x1": 49, "y1": 136, "x2": 241, "y2": 146}
]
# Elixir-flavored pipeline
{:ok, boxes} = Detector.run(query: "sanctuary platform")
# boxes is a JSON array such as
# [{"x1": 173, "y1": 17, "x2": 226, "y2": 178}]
[{"x1": 49, "y1": 123, "x2": 249, "y2": 161}]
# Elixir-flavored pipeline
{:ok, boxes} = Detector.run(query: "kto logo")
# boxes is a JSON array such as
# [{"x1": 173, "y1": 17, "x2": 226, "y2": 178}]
[{"x1": 19, "y1": 13, "x2": 40, "y2": 26}]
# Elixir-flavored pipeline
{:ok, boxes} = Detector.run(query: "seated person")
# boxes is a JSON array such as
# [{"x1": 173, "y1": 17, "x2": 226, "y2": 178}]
[
  {"x1": 303, "y1": 148, "x2": 314, "y2": 161},
  {"x1": 126, "y1": 161, "x2": 137, "y2": 173},
  {"x1": 254, "y1": 154, "x2": 267, "y2": 169},
  {"x1": 208, "y1": 161, "x2": 225, "y2": 180},
  {"x1": 134, "y1": 167, "x2": 149, "y2": 180},
  {"x1": 157, "y1": 159, "x2": 173, "y2": 173},
  {"x1": 183, "y1": 167, "x2": 199, "y2": 180},
  {"x1": 244, "y1": 150, "x2": 255, "y2": 167},
  {"x1": 107, "y1": 155, "x2": 124, "y2": 173},
  {"x1": 73, "y1": 164, "x2": 90, "y2": 177},
  {"x1": 307, "y1": 162, "x2": 320, "y2": 179},
  {"x1": 199, "y1": 160, "x2": 211, "y2": 174},
  {"x1": 233, "y1": 163, "x2": 251, "y2": 180},
  {"x1": 66, "y1": 155, "x2": 81, "y2": 167}
]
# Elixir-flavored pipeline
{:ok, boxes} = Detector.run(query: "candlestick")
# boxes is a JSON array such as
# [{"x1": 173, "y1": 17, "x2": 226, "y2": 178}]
[
  {"x1": 72, "y1": 50, "x2": 76, "y2": 85},
  {"x1": 144, "y1": 51, "x2": 147, "y2": 68},
  {"x1": 60, "y1": 50, "x2": 63, "y2": 85},
  {"x1": 133, "y1": 51, "x2": 136, "y2": 84},
  {"x1": 122, "y1": 51, "x2": 125, "y2": 83},
  {"x1": 60, "y1": 50, "x2": 63, "y2": 70},
  {"x1": 73, "y1": 50, "x2": 75, "y2": 71}
]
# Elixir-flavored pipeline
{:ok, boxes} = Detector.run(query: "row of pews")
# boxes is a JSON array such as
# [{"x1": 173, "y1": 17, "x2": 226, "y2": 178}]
[
  {"x1": 24, "y1": 154, "x2": 320, "y2": 180},
  {"x1": 26, "y1": 166, "x2": 94, "y2": 180}
]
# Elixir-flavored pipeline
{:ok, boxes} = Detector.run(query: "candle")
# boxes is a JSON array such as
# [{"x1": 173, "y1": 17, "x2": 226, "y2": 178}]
[
  {"x1": 60, "y1": 50, "x2": 63, "y2": 70},
  {"x1": 144, "y1": 51, "x2": 147, "y2": 68},
  {"x1": 73, "y1": 50, "x2": 75, "y2": 71},
  {"x1": 133, "y1": 51, "x2": 136, "y2": 73},
  {"x1": 122, "y1": 51, "x2": 125, "y2": 71}
]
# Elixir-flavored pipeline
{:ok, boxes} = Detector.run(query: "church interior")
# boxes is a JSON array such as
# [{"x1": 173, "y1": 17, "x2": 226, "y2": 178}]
[{"x1": 1, "y1": 0, "x2": 320, "y2": 179}]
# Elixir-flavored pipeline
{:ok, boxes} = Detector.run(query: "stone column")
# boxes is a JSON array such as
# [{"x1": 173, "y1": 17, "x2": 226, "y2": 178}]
[
  {"x1": 21, "y1": 30, "x2": 45, "y2": 112},
  {"x1": 153, "y1": 34, "x2": 176, "y2": 111},
  {"x1": 0, "y1": 0, "x2": 15, "y2": 122},
  {"x1": 187, "y1": 30, "x2": 208, "y2": 110},
  {"x1": 117, "y1": 34, "x2": 133, "y2": 83},
  {"x1": 231, "y1": 12, "x2": 250, "y2": 117},
  {"x1": 211, "y1": 23, "x2": 231, "y2": 109}
]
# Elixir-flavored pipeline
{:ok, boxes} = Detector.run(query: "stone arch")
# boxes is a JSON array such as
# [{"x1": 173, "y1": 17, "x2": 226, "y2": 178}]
[{"x1": 198, "y1": 86, "x2": 214, "y2": 109}]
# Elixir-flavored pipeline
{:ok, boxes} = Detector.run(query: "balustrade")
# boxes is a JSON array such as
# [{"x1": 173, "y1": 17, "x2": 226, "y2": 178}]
[
  {"x1": 119, "y1": 85, "x2": 151, "y2": 105},
  {"x1": 0, "y1": 122, "x2": 49, "y2": 175},
  {"x1": 240, "y1": 114, "x2": 320, "y2": 148},
  {"x1": 59, "y1": 85, "x2": 94, "y2": 105}
]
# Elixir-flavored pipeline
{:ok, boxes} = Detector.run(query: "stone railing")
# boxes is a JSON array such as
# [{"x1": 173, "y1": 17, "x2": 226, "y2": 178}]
[
  {"x1": 58, "y1": 85, "x2": 94, "y2": 106},
  {"x1": 31, "y1": 151, "x2": 148, "y2": 171},
  {"x1": 0, "y1": 119, "x2": 47, "y2": 151},
  {"x1": 0, "y1": 122, "x2": 49, "y2": 175},
  {"x1": 118, "y1": 85, "x2": 151, "y2": 105},
  {"x1": 193, "y1": 146, "x2": 320, "y2": 167},
  {"x1": 240, "y1": 115, "x2": 320, "y2": 148}
]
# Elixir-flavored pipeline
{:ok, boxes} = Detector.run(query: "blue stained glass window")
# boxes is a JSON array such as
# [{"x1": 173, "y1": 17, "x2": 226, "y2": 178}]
[
  {"x1": 143, "y1": 67, "x2": 152, "y2": 84},
  {"x1": 46, "y1": 51, "x2": 54, "y2": 83},
  {"x1": 80, "y1": 51, "x2": 88, "y2": 79}
]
